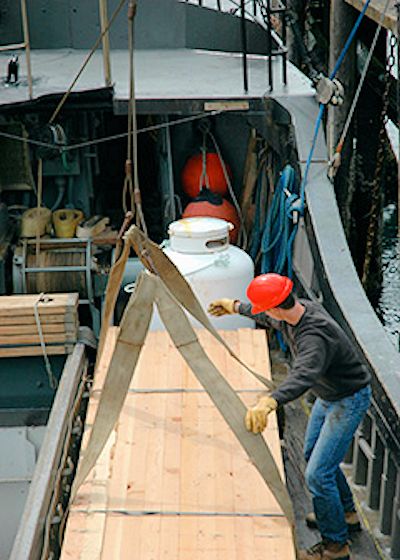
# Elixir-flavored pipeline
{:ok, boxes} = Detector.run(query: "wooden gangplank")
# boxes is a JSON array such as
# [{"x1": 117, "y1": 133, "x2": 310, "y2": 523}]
[{"x1": 61, "y1": 327, "x2": 296, "y2": 560}]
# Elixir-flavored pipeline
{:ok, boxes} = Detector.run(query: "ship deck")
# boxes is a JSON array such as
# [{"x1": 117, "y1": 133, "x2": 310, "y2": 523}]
[
  {"x1": 0, "y1": 48, "x2": 313, "y2": 111},
  {"x1": 61, "y1": 327, "x2": 296, "y2": 560}
]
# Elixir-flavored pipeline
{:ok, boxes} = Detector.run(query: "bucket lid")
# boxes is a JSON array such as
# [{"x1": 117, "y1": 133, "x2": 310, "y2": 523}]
[{"x1": 168, "y1": 217, "x2": 232, "y2": 239}]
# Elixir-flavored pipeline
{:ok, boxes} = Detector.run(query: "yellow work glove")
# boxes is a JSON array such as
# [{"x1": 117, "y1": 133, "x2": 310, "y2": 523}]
[
  {"x1": 207, "y1": 298, "x2": 238, "y2": 317},
  {"x1": 245, "y1": 396, "x2": 278, "y2": 434}
]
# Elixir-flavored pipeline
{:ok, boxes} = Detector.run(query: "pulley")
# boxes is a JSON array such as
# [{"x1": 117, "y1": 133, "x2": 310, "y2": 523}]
[
  {"x1": 34, "y1": 123, "x2": 68, "y2": 160},
  {"x1": 314, "y1": 74, "x2": 344, "y2": 106}
]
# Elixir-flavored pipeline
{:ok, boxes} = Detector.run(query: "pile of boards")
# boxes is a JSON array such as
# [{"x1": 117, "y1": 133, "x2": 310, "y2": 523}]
[
  {"x1": 61, "y1": 327, "x2": 296, "y2": 560},
  {"x1": 0, "y1": 293, "x2": 79, "y2": 358}
]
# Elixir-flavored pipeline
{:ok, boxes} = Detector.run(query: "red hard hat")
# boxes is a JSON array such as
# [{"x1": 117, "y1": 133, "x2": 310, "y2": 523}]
[{"x1": 246, "y1": 273, "x2": 293, "y2": 314}]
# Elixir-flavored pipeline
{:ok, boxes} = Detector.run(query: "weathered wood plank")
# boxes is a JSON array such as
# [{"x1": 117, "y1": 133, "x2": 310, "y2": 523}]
[
  {"x1": 0, "y1": 323, "x2": 77, "y2": 335},
  {"x1": 0, "y1": 344, "x2": 74, "y2": 357},
  {"x1": 0, "y1": 333, "x2": 77, "y2": 345},
  {"x1": 0, "y1": 293, "x2": 78, "y2": 317}
]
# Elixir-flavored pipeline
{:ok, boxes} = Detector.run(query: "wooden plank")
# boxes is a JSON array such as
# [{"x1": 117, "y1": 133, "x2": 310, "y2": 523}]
[
  {"x1": 344, "y1": 0, "x2": 397, "y2": 33},
  {"x1": 0, "y1": 293, "x2": 78, "y2": 317},
  {"x1": 62, "y1": 329, "x2": 296, "y2": 560},
  {"x1": 0, "y1": 333, "x2": 77, "y2": 345},
  {"x1": 0, "y1": 323, "x2": 78, "y2": 335},
  {"x1": 0, "y1": 313, "x2": 77, "y2": 326},
  {"x1": 0, "y1": 344, "x2": 74, "y2": 357},
  {"x1": 61, "y1": 327, "x2": 119, "y2": 560}
]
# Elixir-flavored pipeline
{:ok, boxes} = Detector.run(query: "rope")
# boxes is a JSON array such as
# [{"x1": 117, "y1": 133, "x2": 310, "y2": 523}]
[
  {"x1": 33, "y1": 293, "x2": 58, "y2": 390},
  {"x1": 207, "y1": 129, "x2": 248, "y2": 247},
  {"x1": 0, "y1": 110, "x2": 225, "y2": 153},
  {"x1": 48, "y1": 0, "x2": 127, "y2": 125},
  {"x1": 35, "y1": 158, "x2": 43, "y2": 265},
  {"x1": 299, "y1": 0, "x2": 372, "y2": 208},
  {"x1": 122, "y1": 0, "x2": 148, "y2": 234},
  {"x1": 329, "y1": 0, "x2": 392, "y2": 178},
  {"x1": 250, "y1": 164, "x2": 299, "y2": 278}
]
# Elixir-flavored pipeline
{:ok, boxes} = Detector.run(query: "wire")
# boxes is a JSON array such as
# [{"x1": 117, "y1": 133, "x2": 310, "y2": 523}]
[
  {"x1": 299, "y1": 0, "x2": 372, "y2": 206},
  {"x1": 0, "y1": 130, "x2": 58, "y2": 150},
  {"x1": 0, "y1": 110, "x2": 224, "y2": 153},
  {"x1": 208, "y1": 129, "x2": 249, "y2": 247},
  {"x1": 48, "y1": 0, "x2": 127, "y2": 124},
  {"x1": 330, "y1": 0, "x2": 392, "y2": 175}
]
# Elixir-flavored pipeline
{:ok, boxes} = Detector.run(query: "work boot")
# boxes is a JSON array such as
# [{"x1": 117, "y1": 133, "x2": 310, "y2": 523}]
[
  {"x1": 305, "y1": 511, "x2": 361, "y2": 533},
  {"x1": 298, "y1": 540, "x2": 351, "y2": 560}
]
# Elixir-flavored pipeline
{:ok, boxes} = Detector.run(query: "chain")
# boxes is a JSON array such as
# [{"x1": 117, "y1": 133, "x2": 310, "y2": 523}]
[{"x1": 362, "y1": 33, "x2": 397, "y2": 287}]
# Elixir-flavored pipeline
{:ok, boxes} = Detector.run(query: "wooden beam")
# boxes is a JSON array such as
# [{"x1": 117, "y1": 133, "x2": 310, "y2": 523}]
[
  {"x1": 20, "y1": 0, "x2": 33, "y2": 99},
  {"x1": 99, "y1": 0, "x2": 112, "y2": 87},
  {"x1": 344, "y1": 0, "x2": 397, "y2": 33}
]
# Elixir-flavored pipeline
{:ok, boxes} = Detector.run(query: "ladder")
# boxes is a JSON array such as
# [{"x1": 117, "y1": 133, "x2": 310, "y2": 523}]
[{"x1": 0, "y1": 0, "x2": 33, "y2": 99}]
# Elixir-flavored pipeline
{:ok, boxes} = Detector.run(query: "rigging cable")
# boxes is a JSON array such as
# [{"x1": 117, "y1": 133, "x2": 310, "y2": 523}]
[
  {"x1": 329, "y1": 0, "x2": 392, "y2": 178},
  {"x1": 299, "y1": 0, "x2": 372, "y2": 208},
  {"x1": 0, "y1": 111, "x2": 225, "y2": 154},
  {"x1": 48, "y1": 0, "x2": 127, "y2": 125},
  {"x1": 122, "y1": 0, "x2": 147, "y2": 236}
]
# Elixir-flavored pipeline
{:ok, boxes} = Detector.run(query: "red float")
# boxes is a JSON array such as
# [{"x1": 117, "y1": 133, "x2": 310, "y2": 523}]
[
  {"x1": 182, "y1": 191, "x2": 240, "y2": 244},
  {"x1": 181, "y1": 152, "x2": 231, "y2": 198}
]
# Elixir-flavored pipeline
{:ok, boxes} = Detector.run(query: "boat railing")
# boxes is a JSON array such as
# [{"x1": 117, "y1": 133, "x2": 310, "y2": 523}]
[{"x1": 185, "y1": 0, "x2": 288, "y2": 91}]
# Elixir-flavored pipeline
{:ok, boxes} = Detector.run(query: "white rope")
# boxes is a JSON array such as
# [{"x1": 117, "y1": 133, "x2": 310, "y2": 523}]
[
  {"x1": 208, "y1": 130, "x2": 248, "y2": 247},
  {"x1": 329, "y1": 0, "x2": 392, "y2": 178},
  {"x1": 33, "y1": 293, "x2": 58, "y2": 390}
]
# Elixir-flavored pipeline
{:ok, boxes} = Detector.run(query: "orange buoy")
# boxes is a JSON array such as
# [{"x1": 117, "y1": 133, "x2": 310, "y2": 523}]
[
  {"x1": 181, "y1": 152, "x2": 231, "y2": 198},
  {"x1": 182, "y1": 190, "x2": 240, "y2": 243}
]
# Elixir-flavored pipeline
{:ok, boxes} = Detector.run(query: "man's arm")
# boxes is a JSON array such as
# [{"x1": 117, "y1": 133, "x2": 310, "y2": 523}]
[
  {"x1": 271, "y1": 333, "x2": 331, "y2": 405},
  {"x1": 238, "y1": 302, "x2": 283, "y2": 330}
]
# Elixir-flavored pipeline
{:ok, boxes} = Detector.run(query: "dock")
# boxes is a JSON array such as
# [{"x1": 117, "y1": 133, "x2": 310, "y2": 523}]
[{"x1": 61, "y1": 327, "x2": 296, "y2": 560}]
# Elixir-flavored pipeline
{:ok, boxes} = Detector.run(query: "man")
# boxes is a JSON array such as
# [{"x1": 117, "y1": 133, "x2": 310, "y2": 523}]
[{"x1": 208, "y1": 273, "x2": 371, "y2": 560}]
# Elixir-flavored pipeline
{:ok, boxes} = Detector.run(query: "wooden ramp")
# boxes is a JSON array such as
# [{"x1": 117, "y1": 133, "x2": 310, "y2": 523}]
[{"x1": 61, "y1": 327, "x2": 296, "y2": 560}]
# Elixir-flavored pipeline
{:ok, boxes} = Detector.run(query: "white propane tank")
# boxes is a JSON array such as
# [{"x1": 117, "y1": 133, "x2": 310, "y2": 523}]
[{"x1": 150, "y1": 217, "x2": 254, "y2": 331}]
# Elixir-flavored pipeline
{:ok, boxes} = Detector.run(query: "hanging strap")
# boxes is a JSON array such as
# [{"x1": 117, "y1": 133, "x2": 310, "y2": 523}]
[
  {"x1": 72, "y1": 272, "x2": 294, "y2": 530},
  {"x1": 154, "y1": 277, "x2": 294, "y2": 524},
  {"x1": 127, "y1": 225, "x2": 274, "y2": 390},
  {"x1": 71, "y1": 271, "x2": 156, "y2": 499}
]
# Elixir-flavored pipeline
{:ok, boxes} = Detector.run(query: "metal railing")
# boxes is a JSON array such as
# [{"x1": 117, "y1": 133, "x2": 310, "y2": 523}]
[
  {"x1": 185, "y1": 0, "x2": 288, "y2": 92},
  {"x1": 0, "y1": 0, "x2": 33, "y2": 98}
]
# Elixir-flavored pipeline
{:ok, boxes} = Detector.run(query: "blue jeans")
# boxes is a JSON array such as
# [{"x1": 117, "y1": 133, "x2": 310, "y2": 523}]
[{"x1": 303, "y1": 385, "x2": 371, "y2": 544}]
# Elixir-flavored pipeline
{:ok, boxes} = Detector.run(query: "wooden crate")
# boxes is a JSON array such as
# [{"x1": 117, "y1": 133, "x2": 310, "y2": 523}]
[
  {"x1": 61, "y1": 328, "x2": 296, "y2": 560},
  {"x1": 0, "y1": 293, "x2": 78, "y2": 358}
]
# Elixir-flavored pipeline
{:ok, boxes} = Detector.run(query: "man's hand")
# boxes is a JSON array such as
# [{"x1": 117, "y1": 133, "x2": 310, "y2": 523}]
[
  {"x1": 207, "y1": 299, "x2": 238, "y2": 316},
  {"x1": 245, "y1": 396, "x2": 278, "y2": 433}
]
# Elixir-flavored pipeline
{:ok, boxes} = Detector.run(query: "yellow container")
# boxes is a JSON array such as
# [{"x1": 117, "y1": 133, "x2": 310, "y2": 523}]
[
  {"x1": 53, "y1": 209, "x2": 84, "y2": 238},
  {"x1": 21, "y1": 207, "x2": 52, "y2": 238}
]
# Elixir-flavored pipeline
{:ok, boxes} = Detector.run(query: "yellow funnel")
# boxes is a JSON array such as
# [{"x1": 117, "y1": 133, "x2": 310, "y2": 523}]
[{"x1": 53, "y1": 209, "x2": 84, "y2": 238}]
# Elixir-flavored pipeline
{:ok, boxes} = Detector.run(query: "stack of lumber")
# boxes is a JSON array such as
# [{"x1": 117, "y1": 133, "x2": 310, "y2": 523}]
[
  {"x1": 61, "y1": 327, "x2": 296, "y2": 560},
  {"x1": 0, "y1": 293, "x2": 79, "y2": 358}
]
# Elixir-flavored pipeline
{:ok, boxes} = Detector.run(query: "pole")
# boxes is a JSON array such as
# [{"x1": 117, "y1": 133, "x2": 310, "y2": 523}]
[
  {"x1": 99, "y1": 0, "x2": 112, "y2": 86},
  {"x1": 396, "y1": 2, "x2": 400, "y2": 234},
  {"x1": 241, "y1": 0, "x2": 249, "y2": 93},
  {"x1": 20, "y1": 0, "x2": 33, "y2": 99},
  {"x1": 328, "y1": 0, "x2": 356, "y2": 225}
]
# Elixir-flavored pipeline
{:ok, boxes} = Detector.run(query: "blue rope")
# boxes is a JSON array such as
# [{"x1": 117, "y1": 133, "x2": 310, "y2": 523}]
[
  {"x1": 249, "y1": 1, "x2": 371, "y2": 351},
  {"x1": 257, "y1": 164, "x2": 299, "y2": 278},
  {"x1": 299, "y1": 0, "x2": 371, "y2": 206}
]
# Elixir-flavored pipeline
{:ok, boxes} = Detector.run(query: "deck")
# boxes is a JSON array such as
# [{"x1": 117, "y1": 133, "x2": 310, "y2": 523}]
[{"x1": 61, "y1": 327, "x2": 296, "y2": 560}]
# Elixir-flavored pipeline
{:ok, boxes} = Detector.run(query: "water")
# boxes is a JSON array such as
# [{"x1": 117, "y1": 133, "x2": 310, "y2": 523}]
[{"x1": 378, "y1": 204, "x2": 400, "y2": 349}]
